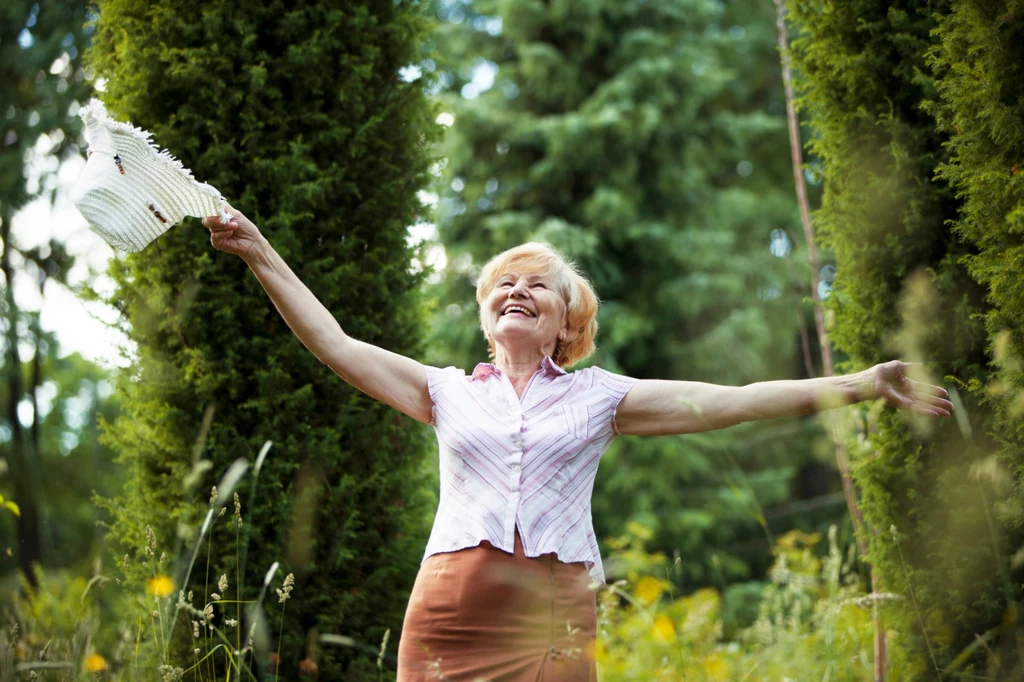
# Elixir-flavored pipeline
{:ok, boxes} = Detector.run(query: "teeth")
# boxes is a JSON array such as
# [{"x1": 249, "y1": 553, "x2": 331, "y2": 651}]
[{"x1": 503, "y1": 306, "x2": 533, "y2": 317}]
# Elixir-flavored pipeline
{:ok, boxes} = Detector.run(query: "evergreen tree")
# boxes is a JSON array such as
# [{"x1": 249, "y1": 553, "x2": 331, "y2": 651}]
[
  {"x1": 87, "y1": 0, "x2": 439, "y2": 678},
  {"x1": 925, "y1": 1, "x2": 1024, "y2": 671},
  {"x1": 426, "y1": 0, "x2": 842, "y2": 590},
  {"x1": 787, "y1": 0, "x2": 1021, "y2": 674}
]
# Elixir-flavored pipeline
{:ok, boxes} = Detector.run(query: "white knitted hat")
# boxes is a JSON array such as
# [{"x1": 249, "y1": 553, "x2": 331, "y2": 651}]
[{"x1": 71, "y1": 99, "x2": 231, "y2": 252}]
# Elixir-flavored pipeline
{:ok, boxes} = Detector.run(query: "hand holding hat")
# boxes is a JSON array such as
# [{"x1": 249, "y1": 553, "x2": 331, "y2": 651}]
[
  {"x1": 201, "y1": 207, "x2": 269, "y2": 264},
  {"x1": 71, "y1": 99, "x2": 231, "y2": 252}
]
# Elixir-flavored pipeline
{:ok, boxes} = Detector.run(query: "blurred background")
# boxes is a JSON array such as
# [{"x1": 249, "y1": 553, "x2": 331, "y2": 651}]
[{"x1": 1, "y1": 0, "x2": 1022, "y2": 680}]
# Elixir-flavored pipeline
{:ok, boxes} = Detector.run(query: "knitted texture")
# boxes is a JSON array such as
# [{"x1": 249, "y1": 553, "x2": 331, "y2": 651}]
[{"x1": 71, "y1": 99, "x2": 230, "y2": 252}]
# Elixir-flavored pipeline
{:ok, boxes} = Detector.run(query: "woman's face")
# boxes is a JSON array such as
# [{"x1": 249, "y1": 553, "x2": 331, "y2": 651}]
[{"x1": 481, "y1": 269, "x2": 568, "y2": 357}]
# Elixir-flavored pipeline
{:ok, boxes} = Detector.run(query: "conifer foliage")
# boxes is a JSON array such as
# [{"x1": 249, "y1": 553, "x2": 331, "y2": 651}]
[
  {"x1": 87, "y1": 1, "x2": 439, "y2": 678},
  {"x1": 787, "y1": 0, "x2": 1024, "y2": 674}
]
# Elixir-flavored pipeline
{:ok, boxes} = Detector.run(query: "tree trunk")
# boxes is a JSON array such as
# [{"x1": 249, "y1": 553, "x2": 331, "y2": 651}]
[
  {"x1": 0, "y1": 218, "x2": 43, "y2": 586},
  {"x1": 771, "y1": 1, "x2": 886, "y2": 678}
]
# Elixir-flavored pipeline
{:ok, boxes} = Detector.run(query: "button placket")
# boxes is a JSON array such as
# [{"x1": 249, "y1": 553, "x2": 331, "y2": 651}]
[
  {"x1": 510, "y1": 429, "x2": 522, "y2": 495},
  {"x1": 505, "y1": 404, "x2": 524, "y2": 547}
]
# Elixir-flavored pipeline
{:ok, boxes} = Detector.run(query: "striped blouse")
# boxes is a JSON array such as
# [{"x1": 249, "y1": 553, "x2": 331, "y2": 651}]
[{"x1": 423, "y1": 355, "x2": 637, "y2": 584}]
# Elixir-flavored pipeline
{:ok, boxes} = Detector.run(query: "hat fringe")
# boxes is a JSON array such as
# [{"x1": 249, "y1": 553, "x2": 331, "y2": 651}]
[{"x1": 79, "y1": 98, "x2": 227, "y2": 210}]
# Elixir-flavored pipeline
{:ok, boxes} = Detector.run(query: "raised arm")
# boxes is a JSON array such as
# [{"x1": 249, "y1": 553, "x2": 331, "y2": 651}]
[
  {"x1": 202, "y1": 208, "x2": 433, "y2": 424},
  {"x1": 614, "y1": 361, "x2": 952, "y2": 436}
]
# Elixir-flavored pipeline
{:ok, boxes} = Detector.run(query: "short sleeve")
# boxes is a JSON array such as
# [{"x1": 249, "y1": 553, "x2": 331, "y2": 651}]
[
  {"x1": 424, "y1": 365, "x2": 467, "y2": 426},
  {"x1": 579, "y1": 366, "x2": 638, "y2": 438}
]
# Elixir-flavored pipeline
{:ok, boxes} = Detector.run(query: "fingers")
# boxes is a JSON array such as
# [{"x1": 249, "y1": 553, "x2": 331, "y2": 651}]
[
  {"x1": 882, "y1": 386, "x2": 953, "y2": 418},
  {"x1": 908, "y1": 379, "x2": 949, "y2": 398},
  {"x1": 202, "y1": 214, "x2": 238, "y2": 231}
]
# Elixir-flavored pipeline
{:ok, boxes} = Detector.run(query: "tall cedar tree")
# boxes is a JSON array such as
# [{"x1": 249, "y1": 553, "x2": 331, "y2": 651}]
[
  {"x1": 1, "y1": 0, "x2": 93, "y2": 584},
  {"x1": 925, "y1": 0, "x2": 1024, "y2": 672},
  {"x1": 88, "y1": 1, "x2": 439, "y2": 678},
  {"x1": 787, "y1": 0, "x2": 1022, "y2": 675},
  {"x1": 425, "y1": 0, "x2": 845, "y2": 602}
]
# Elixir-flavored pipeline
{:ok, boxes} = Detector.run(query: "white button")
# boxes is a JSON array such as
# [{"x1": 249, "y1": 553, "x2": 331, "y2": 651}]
[
  {"x1": 511, "y1": 490, "x2": 519, "y2": 497},
  {"x1": 513, "y1": 464, "x2": 520, "y2": 473}
]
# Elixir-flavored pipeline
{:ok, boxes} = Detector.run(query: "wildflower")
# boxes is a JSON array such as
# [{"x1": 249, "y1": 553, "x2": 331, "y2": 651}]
[
  {"x1": 204, "y1": 604, "x2": 214, "y2": 623},
  {"x1": 652, "y1": 615, "x2": 676, "y2": 644},
  {"x1": 210, "y1": 486, "x2": 218, "y2": 506},
  {"x1": 192, "y1": 621, "x2": 200, "y2": 639},
  {"x1": 84, "y1": 653, "x2": 108, "y2": 672},
  {"x1": 277, "y1": 573, "x2": 295, "y2": 604},
  {"x1": 158, "y1": 551, "x2": 166, "y2": 566},
  {"x1": 702, "y1": 654, "x2": 731, "y2": 681},
  {"x1": 158, "y1": 665, "x2": 184, "y2": 681},
  {"x1": 218, "y1": 507, "x2": 226, "y2": 518},
  {"x1": 225, "y1": 618, "x2": 238, "y2": 628},
  {"x1": 218, "y1": 574, "x2": 228, "y2": 592},
  {"x1": 299, "y1": 657, "x2": 319, "y2": 677},
  {"x1": 634, "y1": 576, "x2": 669, "y2": 606},
  {"x1": 211, "y1": 593, "x2": 221, "y2": 601},
  {"x1": 146, "y1": 575, "x2": 175, "y2": 598},
  {"x1": 188, "y1": 590, "x2": 193, "y2": 603},
  {"x1": 234, "y1": 492, "x2": 243, "y2": 528}
]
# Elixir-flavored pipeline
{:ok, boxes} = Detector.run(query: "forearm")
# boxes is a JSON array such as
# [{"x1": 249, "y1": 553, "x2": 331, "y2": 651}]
[
  {"x1": 244, "y1": 242, "x2": 349, "y2": 364},
  {"x1": 736, "y1": 372, "x2": 875, "y2": 423}
]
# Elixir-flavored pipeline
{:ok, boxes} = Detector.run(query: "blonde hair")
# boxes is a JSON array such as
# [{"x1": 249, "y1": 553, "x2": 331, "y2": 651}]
[{"x1": 475, "y1": 242, "x2": 599, "y2": 368}]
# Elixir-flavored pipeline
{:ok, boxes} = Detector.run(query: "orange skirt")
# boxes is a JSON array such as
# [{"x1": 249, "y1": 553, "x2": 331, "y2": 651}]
[{"x1": 396, "y1": 530, "x2": 598, "y2": 681}]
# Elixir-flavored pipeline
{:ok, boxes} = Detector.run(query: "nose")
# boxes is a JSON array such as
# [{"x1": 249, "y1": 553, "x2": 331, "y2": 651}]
[{"x1": 507, "y1": 278, "x2": 530, "y2": 299}]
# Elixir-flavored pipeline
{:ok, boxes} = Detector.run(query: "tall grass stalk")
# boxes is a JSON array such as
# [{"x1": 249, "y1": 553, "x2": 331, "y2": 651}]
[
  {"x1": 167, "y1": 458, "x2": 249, "y2": 658},
  {"x1": 891, "y1": 525, "x2": 942, "y2": 680},
  {"x1": 238, "y1": 442, "x2": 272, "y2": 673},
  {"x1": 664, "y1": 556, "x2": 687, "y2": 680}
]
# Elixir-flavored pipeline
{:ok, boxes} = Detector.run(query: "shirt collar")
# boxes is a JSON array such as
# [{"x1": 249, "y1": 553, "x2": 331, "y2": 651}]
[{"x1": 471, "y1": 355, "x2": 567, "y2": 381}]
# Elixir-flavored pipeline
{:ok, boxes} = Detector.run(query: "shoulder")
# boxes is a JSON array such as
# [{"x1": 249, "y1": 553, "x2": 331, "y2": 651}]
[
  {"x1": 570, "y1": 365, "x2": 637, "y2": 402},
  {"x1": 425, "y1": 365, "x2": 467, "y2": 381},
  {"x1": 424, "y1": 365, "x2": 468, "y2": 397}
]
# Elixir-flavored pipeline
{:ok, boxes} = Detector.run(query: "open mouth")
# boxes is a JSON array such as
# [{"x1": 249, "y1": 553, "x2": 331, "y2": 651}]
[{"x1": 501, "y1": 305, "x2": 536, "y2": 318}]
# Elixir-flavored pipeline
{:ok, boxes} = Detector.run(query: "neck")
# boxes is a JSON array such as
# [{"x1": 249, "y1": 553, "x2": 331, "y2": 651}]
[{"x1": 493, "y1": 344, "x2": 553, "y2": 382}]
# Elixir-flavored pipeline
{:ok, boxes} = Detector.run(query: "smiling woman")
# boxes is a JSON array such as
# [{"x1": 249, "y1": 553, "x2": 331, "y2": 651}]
[
  {"x1": 475, "y1": 242, "x2": 599, "y2": 369},
  {"x1": 201, "y1": 209, "x2": 953, "y2": 681}
]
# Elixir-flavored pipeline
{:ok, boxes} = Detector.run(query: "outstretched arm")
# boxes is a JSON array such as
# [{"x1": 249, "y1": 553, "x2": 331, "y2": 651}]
[
  {"x1": 614, "y1": 360, "x2": 952, "y2": 437},
  {"x1": 202, "y1": 208, "x2": 433, "y2": 424}
]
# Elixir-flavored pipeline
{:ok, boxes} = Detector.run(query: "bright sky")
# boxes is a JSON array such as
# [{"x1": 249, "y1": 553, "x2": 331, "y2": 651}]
[{"x1": 12, "y1": 147, "x2": 132, "y2": 371}]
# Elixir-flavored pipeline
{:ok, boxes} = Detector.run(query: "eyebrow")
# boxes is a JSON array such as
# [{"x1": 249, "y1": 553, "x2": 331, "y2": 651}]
[{"x1": 499, "y1": 272, "x2": 547, "y2": 281}]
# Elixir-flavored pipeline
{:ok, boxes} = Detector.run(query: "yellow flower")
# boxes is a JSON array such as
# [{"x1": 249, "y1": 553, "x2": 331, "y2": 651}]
[
  {"x1": 85, "y1": 653, "x2": 108, "y2": 672},
  {"x1": 652, "y1": 615, "x2": 676, "y2": 644},
  {"x1": 626, "y1": 521, "x2": 653, "y2": 541},
  {"x1": 633, "y1": 576, "x2": 669, "y2": 606},
  {"x1": 702, "y1": 653, "x2": 730, "y2": 681},
  {"x1": 146, "y1": 575, "x2": 175, "y2": 598}
]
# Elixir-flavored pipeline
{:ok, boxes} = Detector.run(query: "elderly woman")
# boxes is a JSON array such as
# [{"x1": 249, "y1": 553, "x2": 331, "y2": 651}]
[{"x1": 203, "y1": 209, "x2": 952, "y2": 682}]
